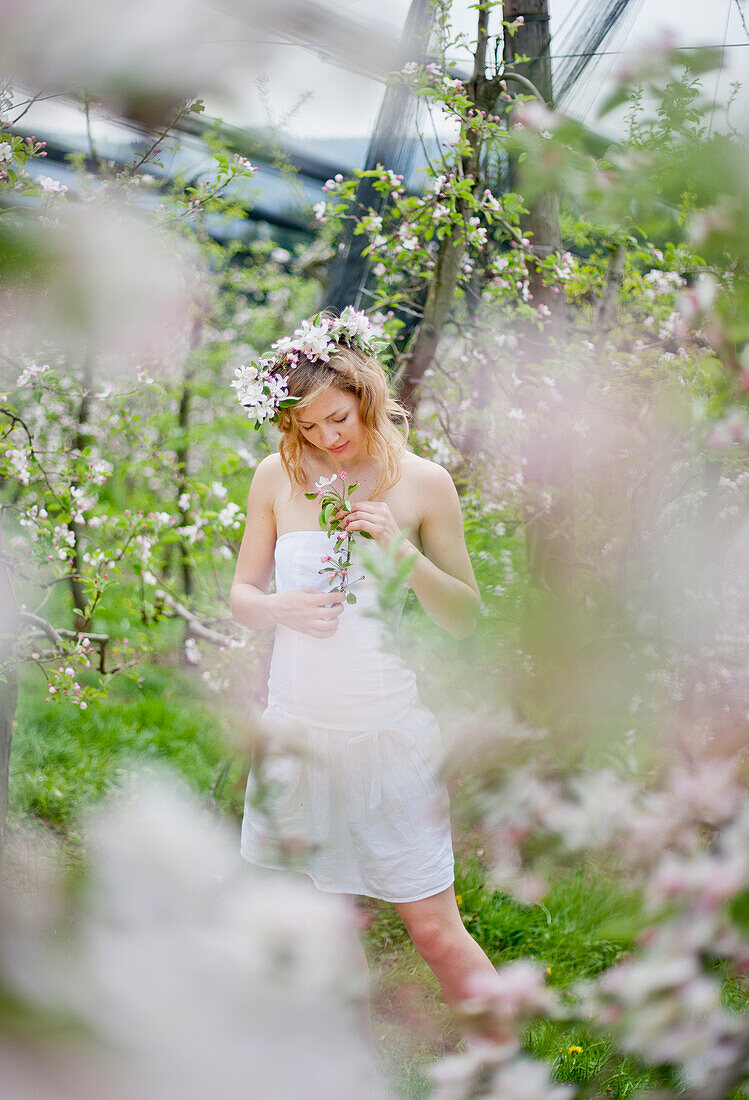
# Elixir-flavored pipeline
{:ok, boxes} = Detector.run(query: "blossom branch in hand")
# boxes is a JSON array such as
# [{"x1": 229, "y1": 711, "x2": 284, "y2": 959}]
[{"x1": 304, "y1": 471, "x2": 368, "y2": 605}]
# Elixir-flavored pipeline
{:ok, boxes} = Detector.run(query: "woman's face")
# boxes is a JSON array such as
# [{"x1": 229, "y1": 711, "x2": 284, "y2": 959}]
[{"x1": 295, "y1": 387, "x2": 367, "y2": 464}]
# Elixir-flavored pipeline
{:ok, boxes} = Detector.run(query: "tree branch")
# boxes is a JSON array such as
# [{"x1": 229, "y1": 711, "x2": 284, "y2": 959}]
[{"x1": 155, "y1": 589, "x2": 243, "y2": 648}]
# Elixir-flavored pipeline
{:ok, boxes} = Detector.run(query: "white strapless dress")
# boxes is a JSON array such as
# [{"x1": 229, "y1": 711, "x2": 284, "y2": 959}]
[{"x1": 240, "y1": 529, "x2": 455, "y2": 903}]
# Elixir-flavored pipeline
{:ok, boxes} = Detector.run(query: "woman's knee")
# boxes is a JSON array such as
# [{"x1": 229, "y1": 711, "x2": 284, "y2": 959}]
[{"x1": 404, "y1": 914, "x2": 464, "y2": 965}]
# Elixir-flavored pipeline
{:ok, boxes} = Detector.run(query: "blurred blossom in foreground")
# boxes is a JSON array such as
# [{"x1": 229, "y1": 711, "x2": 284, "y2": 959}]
[
  {"x1": 0, "y1": 202, "x2": 202, "y2": 383},
  {"x1": 0, "y1": 0, "x2": 248, "y2": 122},
  {"x1": 0, "y1": 766, "x2": 382, "y2": 1099},
  {"x1": 428, "y1": 312, "x2": 749, "y2": 770},
  {"x1": 0, "y1": 0, "x2": 396, "y2": 125}
]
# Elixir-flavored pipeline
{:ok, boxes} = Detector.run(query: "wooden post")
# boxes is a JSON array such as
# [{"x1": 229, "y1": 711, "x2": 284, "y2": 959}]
[{"x1": 502, "y1": 0, "x2": 562, "y2": 324}]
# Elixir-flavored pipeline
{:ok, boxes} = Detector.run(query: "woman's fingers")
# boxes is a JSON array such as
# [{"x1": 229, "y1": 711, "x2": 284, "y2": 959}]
[
  {"x1": 344, "y1": 518, "x2": 379, "y2": 537},
  {"x1": 308, "y1": 620, "x2": 339, "y2": 636},
  {"x1": 321, "y1": 604, "x2": 343, "y2": 618}
]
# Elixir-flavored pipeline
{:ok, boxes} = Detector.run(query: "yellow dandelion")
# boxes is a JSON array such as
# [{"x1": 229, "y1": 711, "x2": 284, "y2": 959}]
[
  {"x1": 568, "y1": 1045, "x2": 583, "y2": 1056},
  {"x1": 455, "y1": 894, "x2": 463, "y2": 907},
  {"x1": 546, "y1": 966, "x2": 552, "y2": 975}
]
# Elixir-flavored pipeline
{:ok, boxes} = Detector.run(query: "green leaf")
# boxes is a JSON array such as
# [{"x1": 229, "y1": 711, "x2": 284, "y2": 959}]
[
  {"x1": 346, "y1": 592, "x2": 357, "y2": 604},
  {"x1": 594, "y1": 915, "x2": 648, "y2": 943},
  {"x1": 729, "y1": 890, "x2": 749, "y2": 932},
  {"x1": 342, "y1": 500, "x2": 352, "y2": 513},
  {"x1": 598, "y1": 85, "x2": 632, "y2": 117},
  {"x1": 360, "y1": 531, "x2": 374, "y2": 539},
  {"x1": 304, "y1": 492, "x2": 317, "y2": 500},
  {"x1": 318, "y1": 512, "x2": 326, "y2": 530}
]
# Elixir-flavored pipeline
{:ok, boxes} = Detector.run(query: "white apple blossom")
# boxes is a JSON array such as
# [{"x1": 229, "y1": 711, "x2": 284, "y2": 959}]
[
  {"x1": 231, "y1": 364, "x2": 265, "y2": 407},
  {"x1": 0, "y1": 140, "x2": 12, "y2": 164},
  {"x1": 5, "y1": 446, "x2": 31, "y2": 485},
  {"x1": 462, "y1": 960, "x2": 556, "y2": 1020},
  {"x1": 252, "y1": 395, "x2": 274, "y2": 424},
  {"x1": 266, "y1": 373, "x2": 289, "y2": 401},
  {"x1": 334, "y1": 306, "x2": 375, "y2": 342},
  {"x1": 398, "y1": 231, "x2": 419, "y2": 251},
  {"x1": 16, "y1": 360, "x2": 50, "y2": 387},
  {"x1": 292, "y1": 318, "x2": 333, "y2": 360},
  {"x1": 37, "y1": 174, "x2": 67, "y2": 195},
  {"x1": 489, "y1": 1058, "x2": 574, "y2": 1100},
  {"x1": 233, "y1": 310, "x2": 383, "y2": 428},
  {"x1": 217, "y1": 502, "x2": 243, "y2": 529}
]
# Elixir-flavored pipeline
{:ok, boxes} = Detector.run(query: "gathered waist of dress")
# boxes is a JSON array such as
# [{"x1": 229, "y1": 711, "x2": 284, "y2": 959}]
[{"x1": 267, "y1": 621, "x2": 420, "y2": 729}]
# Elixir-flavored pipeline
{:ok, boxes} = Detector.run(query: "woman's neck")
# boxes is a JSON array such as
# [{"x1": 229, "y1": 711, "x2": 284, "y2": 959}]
[{"x1": 307, "y1": 451, "x2": 381, "y2": 489}]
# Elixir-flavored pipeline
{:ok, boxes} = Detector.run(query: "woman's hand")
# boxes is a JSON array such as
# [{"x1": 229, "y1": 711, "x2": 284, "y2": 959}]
[
  {"x1": 272, "y1": 587, "x2": 345, "y2": 637},
  {"x1": 335, "y1": 501, "x2": 414, "y2": 557}
]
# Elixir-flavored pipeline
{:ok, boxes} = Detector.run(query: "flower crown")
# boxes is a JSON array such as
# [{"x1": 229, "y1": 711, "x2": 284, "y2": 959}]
[{"x1": 231, "y1": 306, "x2": 388, "y2": 428}]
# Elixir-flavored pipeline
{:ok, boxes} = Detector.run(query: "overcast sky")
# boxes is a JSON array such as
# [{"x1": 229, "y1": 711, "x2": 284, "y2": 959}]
[{"x1": 203, "y1": 0, "x2": 749, "y2": 140}]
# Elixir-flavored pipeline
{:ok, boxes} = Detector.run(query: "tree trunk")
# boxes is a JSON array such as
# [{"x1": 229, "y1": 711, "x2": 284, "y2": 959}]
[
  {"x1": 397, "y1": 237, "x2": 466, "y2": 414},
  {"x1": 0, "y1": 510, "x2": 19, "y2": 854},
  {"x1": 396, "y1": 3, "x2": 500, "y2": 415},
  {"x1": 324, "y1": 0, "x2": 434, "y2": 314},
  {"x1": 163, "y1": 317, "x2": 203, "y2": 598},
  {"x1": 595, "y1": 242, "x2": 626, "y2": 331},
  {"x1": 175, "y1": 368, "x2": 195, "y2": 600},
  {"x1": 69, "y1": 349, "x2": 96, "y2": 630}
]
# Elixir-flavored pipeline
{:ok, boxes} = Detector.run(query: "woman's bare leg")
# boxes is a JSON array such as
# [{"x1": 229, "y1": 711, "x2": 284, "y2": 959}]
[{"x1": 393, "y1": 886, "x2": 500, "y2": 1033}]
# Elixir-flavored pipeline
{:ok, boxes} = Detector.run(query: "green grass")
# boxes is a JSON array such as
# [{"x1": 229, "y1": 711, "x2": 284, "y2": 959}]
[
  {"x1": 9, "y1": 657, "x2": 247, "y2": 837},
  {"x1": 455, "y1": 856, "x2": 639, "y2": 981},
  {"x1": 360, "y1": 855, "x2": 672, "y2": 1100}
]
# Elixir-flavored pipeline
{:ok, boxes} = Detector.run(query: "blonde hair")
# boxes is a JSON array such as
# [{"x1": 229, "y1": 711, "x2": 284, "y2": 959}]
[{"x1": 275, "y1": 342, "x2": 410, "y2": 497}]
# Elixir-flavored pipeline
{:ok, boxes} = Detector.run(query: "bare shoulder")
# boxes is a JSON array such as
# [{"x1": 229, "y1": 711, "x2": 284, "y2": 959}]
[
  {"x1": 401, "y1": 450, "x2": 457, "y2": 495},
  {"x1": 252, "y1": 451, "x2": 283, "y2": 481},
  {"x1": 250, "y1": 451, "x2": 285, "y2": 490},
  {"x1": 399, "y1": 451, "x2": 460, "y2": 535},
  {"x1": 246, "y1": 452, "x2": 287, "y2": 513}
]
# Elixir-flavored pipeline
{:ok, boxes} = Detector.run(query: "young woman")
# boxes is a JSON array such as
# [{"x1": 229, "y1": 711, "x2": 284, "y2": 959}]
[{"x1": 230, "y1": 311, "x2": 499, "y2": 1024}]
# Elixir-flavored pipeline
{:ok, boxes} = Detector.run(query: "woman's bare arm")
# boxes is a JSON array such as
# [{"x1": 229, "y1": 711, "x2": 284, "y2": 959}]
[
  {"x1": 229, "y1": 454, "x2": 281, "y2": 630},
  {"x1": 404, "y1": 463, "x2": 480, "y2": 640},
  {"x1": 339, "y1": 461, "x2": 480, "y2": 639}
]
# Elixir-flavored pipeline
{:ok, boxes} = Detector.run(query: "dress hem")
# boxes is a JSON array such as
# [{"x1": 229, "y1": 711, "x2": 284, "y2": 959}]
[{"x1": 240, "y1": 847, "x2": 455, "y2": 904}]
